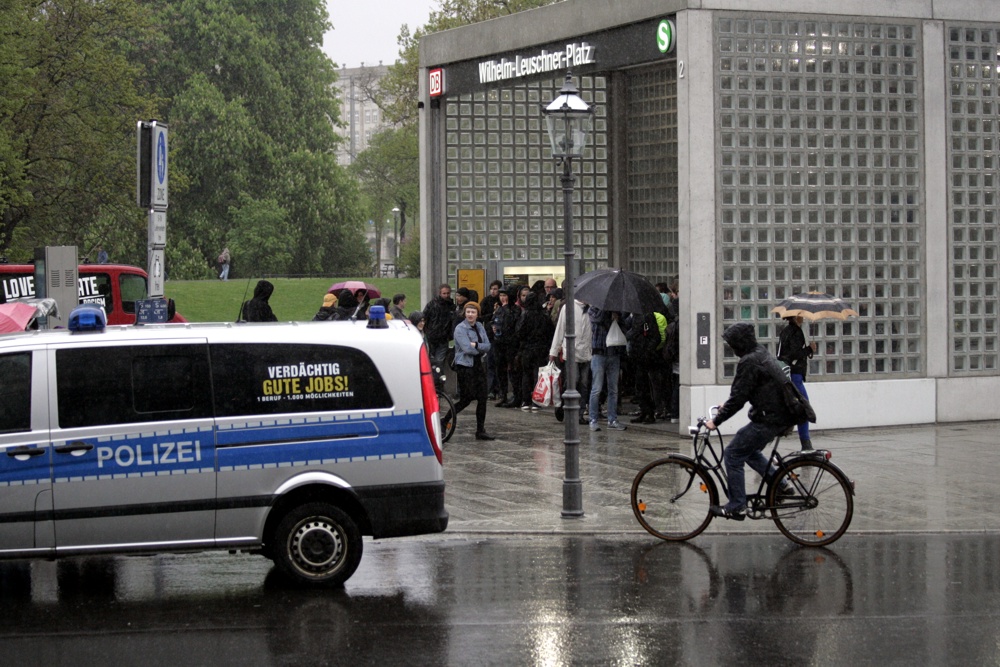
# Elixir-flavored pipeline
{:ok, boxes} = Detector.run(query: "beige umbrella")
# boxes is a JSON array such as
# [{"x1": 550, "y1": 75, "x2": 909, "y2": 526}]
[{"x1": 771, "y1": 292, "x2": 859, "y2": 321}]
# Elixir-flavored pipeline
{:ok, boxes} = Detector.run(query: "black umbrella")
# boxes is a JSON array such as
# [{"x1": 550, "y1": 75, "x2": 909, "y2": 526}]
[
  {"x1": 771, "y1": 292, "x2": 859, "y2": 321},
  {"x1": 574, "y1": 268, "x2": 663, "y2": 314}
]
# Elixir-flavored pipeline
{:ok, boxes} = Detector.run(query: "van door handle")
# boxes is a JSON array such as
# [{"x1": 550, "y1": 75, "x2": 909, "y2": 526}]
[
  {"x1": 54, "y1": 442, "x2": 94, "y2": 455},
  {"x1": 7, "y1": 446, "x2": 46, "y2": 458}
]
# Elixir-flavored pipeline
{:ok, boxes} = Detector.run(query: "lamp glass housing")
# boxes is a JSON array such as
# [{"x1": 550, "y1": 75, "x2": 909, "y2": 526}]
[{"x1": 543, "y1": 75, "x2": 592, "y2": 159}]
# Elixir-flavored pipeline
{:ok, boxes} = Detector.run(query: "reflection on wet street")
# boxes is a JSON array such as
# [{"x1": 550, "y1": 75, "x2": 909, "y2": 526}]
[{"x1": 2, "y1": 533, "x2": 999, "y2": 665}]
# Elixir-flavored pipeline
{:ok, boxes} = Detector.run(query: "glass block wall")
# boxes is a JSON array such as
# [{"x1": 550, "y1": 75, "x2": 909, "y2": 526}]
[
  {"x1": 443, "y1": 76, "x2": 609, "y2": 282},
  {"x1": 625, "y1": 59, "x2": 680, "y2": 283},
  {"x1": 715, "y1": 16, "x2": 924, "y2": 380},
  {"x1": 625, "y1": 63, "x2": 680, "y2": 283},
  {"x1": 946, "y1": 25, "x2": 1000, "y2": 374}
]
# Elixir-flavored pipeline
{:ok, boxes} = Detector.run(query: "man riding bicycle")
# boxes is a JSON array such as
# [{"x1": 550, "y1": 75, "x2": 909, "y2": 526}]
[{"x1": 704, "y1": 322, "x2": 795, "y2": 520}]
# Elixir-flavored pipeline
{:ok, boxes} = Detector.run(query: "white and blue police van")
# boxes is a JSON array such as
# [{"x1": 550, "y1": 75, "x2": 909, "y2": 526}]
[{"x1": 0, "y1": 305, "x2": 447, "y2": 586}]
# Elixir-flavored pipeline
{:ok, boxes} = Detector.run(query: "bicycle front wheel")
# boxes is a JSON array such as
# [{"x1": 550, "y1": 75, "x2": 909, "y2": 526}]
[
  {"x1": 769, "y1": 459, "x2": 853, "y2": 547},
  {"x1": 631, "y1": 457, "x2": 717, "y2": 541},
  {"x1": 437, "y1": 391, "x2": 457, "y2": 443}
]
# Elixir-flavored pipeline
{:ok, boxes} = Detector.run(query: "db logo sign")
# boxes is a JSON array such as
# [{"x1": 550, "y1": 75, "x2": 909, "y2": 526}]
[{"x1": 429, "y1": 68, "x2": 446, "y2": 97}]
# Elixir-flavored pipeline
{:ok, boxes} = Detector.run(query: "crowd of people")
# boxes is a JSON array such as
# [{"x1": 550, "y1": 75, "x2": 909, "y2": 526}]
[{"x1": 402, "y1": 276, "x2": 692, "y2": 437}]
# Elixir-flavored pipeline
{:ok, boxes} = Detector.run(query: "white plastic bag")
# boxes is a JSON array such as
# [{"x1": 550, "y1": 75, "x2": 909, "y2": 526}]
[
  {"x1": 532, "y1": 361, "x2": 561, "y2": 407},
  {"x1": 606, "y1": 320, "x2": 627, "y2": 346}
]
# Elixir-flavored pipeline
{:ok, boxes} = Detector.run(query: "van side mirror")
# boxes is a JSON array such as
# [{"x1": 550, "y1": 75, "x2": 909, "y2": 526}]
[
  {"x1": 123, "y1": 300, "x2": 136, "y2": 314},
  {"x1": 167, "y1": 299, "x2": 176, "y2": 320}
]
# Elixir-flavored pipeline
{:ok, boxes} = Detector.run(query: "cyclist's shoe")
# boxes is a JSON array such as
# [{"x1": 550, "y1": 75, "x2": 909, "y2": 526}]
[
  {"x1": 774, "y1": 485, "x2": 796, "y2": 502},
  {"x1": 710, "y1": 504, "x2": 746, "y2": 521}
]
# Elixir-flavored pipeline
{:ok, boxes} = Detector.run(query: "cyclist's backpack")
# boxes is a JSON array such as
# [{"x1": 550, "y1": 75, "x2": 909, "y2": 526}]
[{"x1": 768, "y1": 358, "x2": 817, "y2": 424}]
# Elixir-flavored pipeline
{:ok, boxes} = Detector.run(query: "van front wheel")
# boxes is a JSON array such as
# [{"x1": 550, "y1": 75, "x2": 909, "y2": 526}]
[{"x1": 273, "y1": 502, "x2": 363, "y2": 587}]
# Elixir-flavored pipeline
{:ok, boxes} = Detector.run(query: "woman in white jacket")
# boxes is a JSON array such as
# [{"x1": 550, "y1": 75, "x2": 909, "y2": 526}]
[{"x1": 549, "y1": 299, "x2": 593, "y2": 424}]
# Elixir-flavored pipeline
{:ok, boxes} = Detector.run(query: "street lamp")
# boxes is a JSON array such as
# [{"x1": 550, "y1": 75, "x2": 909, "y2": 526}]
[
  {"x1": 391, "y1": 206, "x2": 400, "y2": 278},
  {"x1": 543, "y1": 72, "x2": 592, "y2": 518}
]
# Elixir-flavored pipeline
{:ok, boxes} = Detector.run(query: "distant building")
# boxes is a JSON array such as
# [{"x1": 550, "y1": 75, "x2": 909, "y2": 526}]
[{"x1": 333, "y1": 64, "x2": 390, "y2": 165}]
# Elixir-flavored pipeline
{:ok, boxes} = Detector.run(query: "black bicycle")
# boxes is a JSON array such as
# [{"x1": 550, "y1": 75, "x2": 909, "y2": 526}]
[
  {"x1": 631, "y1": 409, "x2": 855, "y2": 547},
  {"x1": 437, "y1": 389, "x2": 457, "y2": 443}
]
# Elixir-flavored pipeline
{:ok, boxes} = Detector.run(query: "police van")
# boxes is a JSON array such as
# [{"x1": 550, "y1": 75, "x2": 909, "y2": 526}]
[
  {"x1": 0, "y1": 307, "x2": 447, "y2": 586},
  {"x1": 0, "y1": 262, "x2": 186, "y2": 325}
]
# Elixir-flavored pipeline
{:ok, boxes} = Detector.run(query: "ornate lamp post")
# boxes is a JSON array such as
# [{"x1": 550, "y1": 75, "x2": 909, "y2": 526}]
[{"x1": 543, "y1": 72, "x2": 592, "y2": 518}]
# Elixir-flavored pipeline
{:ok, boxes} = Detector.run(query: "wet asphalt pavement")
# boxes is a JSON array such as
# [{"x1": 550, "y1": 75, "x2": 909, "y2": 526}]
[{"x1": 2, "y1": 408, "x2": 1000, "y2": 665}]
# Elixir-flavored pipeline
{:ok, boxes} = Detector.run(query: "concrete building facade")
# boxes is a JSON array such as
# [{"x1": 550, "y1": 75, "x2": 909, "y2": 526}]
[
  {"x1": 418, "y1": 0, "x2": 1000, "y2": 430},
  {"x1": 333, "y1": 64, "x2": 390, "y2": 166}
]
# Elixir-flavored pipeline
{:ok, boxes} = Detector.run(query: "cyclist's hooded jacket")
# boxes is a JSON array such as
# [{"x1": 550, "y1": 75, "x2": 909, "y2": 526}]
[{"x1": 714, "y1": 322, "x2": 794, "y2": 428}]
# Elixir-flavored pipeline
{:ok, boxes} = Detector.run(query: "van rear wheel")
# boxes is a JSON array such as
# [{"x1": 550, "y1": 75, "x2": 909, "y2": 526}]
[{"x1": 273, "y1": 502, "x2": 363, "y2": 587}]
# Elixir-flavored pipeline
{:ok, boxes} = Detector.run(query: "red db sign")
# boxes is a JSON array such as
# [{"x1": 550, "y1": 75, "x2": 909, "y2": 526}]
[{"x1": 429, "y1": 68, "x2": 446, "y2": 97}]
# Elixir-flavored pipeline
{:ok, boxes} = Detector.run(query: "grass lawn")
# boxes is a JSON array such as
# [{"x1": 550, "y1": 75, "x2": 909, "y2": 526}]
[{"x1": 165, "y1": 276, "x2": 421, "y2": 323}]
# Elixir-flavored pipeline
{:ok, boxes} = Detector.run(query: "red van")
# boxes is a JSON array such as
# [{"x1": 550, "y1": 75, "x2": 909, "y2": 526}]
[{"x1": 0, "y1": 263, "x2": 185, "y2": 325}]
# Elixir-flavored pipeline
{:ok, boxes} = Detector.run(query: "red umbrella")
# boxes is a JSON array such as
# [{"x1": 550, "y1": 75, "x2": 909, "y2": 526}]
[
  {"x1": 0, "y1": 301, "x2": 38, "y2": 333},
  {"x1": 328, "y1": 281, "x2": 381, "y2": 298}
]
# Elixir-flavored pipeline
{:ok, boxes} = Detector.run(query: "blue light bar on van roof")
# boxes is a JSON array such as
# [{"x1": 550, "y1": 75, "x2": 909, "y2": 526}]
[
  {"x1": 367, "y1": 305, "x2": 388, "y2": 329},
  {"x1": 68, "y1": 304, "x2": 107, "y2": 332}
]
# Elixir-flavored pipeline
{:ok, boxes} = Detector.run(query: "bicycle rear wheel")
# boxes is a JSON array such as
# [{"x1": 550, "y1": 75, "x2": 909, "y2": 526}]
[
  {"x1": 631, "y1": 457, "x2": 717, "y2": 541},
  {"x1": 437, "y1": 391, "x2": 457, "y2": 443},
  {"x1": 769, "y1": 459, "x2": 853, "y2": 547}
]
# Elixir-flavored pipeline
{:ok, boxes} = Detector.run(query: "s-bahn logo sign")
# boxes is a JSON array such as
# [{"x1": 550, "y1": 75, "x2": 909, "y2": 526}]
[
  {"x1": 657, "y1": 19, "x2": 676, "y2": 54},
  {"x1": 477, "y1": 42, "x2": 595, "y2": 84}
]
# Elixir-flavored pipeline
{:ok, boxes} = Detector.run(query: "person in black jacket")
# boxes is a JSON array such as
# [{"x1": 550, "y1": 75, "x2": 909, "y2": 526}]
[
  {"x1": 516, "y1": 291, "x2": 555, "y2": 410},
  {"x1": 241, "y1": 280, "x2": 278, "y2": 322},
  {"x1": 423, "y1": 284, "x2": 456, "y2": 383},
  {"x1": 312, "y1": 292, "x2": 338, "y2": 321},
  {"x1": 704, "y1": 322, "x2": 795, "y2": 520},
  {"x1": 777, "y1": 315, "x2": 817, "y2": 450},
  {"x1": 492, "y1": 287, "x2": 520, "y2": 407},
  {"x1": 333, "y1": 289, "x2": 360, "y2": 321}
]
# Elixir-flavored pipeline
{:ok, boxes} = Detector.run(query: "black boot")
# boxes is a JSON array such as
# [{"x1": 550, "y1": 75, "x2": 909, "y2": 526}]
[{"x1": 800, "y1": 438, "x2": 813, "y2": 451}]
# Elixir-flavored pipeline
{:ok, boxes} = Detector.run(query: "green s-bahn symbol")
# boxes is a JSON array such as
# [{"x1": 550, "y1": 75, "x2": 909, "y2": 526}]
[{"x1": 657, "y1": 19, "x2": 676, "y2": 54}]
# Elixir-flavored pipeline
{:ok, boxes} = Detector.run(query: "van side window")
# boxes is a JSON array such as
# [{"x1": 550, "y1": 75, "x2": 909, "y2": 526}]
[
  {"x1": 211, "y1": 343, "x2": 392, "y2": 417},
  {"x1": 56, "y1": 345, "x2": 212, "y2": 428},
  {"x1": 78, "y1": 273, "x2": 113, "y2": 313},
  {"x1": 0, "y1": 352, "x2": 31, "y2": 433},
  {"x1": 119, "y1": 273, "x2": 148, "y2": 312}
]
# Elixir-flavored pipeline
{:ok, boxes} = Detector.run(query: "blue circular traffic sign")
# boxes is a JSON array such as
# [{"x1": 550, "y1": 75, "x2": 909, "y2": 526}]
[{"x1": 156, "y1": 131, "x2": 167, "y2": 184}]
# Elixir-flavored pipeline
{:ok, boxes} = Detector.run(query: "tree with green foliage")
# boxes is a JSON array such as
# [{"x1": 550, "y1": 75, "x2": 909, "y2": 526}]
[
  {"x1": 144, "y1": 0, "x2": 370, "y2": 279},
  {"x1": 398, "y1": 220, "x2": 421, "y2": 278},
  {"x1": 0, "y1": 0, "x2": 157, "y2": 260},
  {"x1": 350, "y1": 127, "x2": 418, "y2": 273}
]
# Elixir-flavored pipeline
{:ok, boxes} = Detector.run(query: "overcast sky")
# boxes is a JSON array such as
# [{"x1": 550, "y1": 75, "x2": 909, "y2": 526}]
[{"x1": 323, "y1": 1, "x2": 437, "y2": 68}]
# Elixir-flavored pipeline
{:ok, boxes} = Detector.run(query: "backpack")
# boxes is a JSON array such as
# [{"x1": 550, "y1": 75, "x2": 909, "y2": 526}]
[
  {"x1": 662, "y1": 319, "x2": 679, "y2": 366},
  {"x1": 626, "y1": 313, "x2": 660, "y2": 361},
  {"x1": 767, "y1": 358, "x2": 816, "y2": 424}
]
